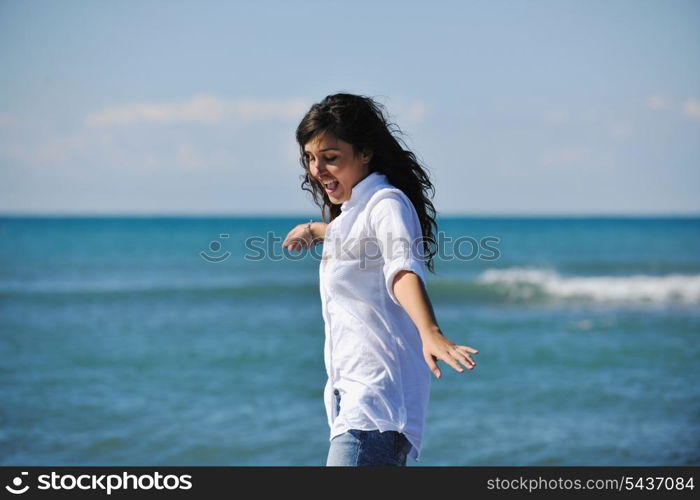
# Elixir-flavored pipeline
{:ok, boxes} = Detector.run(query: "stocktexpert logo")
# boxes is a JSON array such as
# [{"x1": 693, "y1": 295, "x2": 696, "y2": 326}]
[
  {"x1": 3, "y1": 471, "x2": 193, "y2": 495},
  {"x1": 5, "y1": 471, "x2": 29, "y2": 494}
]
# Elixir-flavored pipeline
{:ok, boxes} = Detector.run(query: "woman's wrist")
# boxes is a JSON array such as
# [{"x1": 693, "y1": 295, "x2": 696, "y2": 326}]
[
  {"x1": 418, "y1": 324, "x2": 444, "y2": 341},
  {"x1": 308, "y1": 220, "x2": 326, "y2": 242}
]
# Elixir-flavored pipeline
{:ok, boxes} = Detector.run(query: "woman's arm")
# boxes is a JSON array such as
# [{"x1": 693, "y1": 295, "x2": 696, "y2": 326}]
[
  {"x1": 310, "y1": 221, "x2": 327, "y2": 241},
  {"x1": 392, "y1": 270, "x2": 479, "y2": 379},
  {"x1": 283, "y1": 221, "x2": 327, "y2": 252}
]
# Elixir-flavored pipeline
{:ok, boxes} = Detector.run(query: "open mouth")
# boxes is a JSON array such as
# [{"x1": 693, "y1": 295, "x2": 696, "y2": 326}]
[{"x1": 323, "y1": 180, "x2": 339, "y2": 194}]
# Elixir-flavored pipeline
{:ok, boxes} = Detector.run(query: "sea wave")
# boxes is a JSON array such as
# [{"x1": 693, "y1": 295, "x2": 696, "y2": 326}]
[
  {"x1": 475, "y1": 267, "x2": 700, "y2": 304},
  {"x1": 3, "y1": 268, "x2": 700, "y2": 305}
]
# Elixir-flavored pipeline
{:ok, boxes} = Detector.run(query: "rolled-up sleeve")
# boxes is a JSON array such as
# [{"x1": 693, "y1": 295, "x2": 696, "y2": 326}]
[{"x1": 369, "y1": 193, "x2": 427, "y2": 307}]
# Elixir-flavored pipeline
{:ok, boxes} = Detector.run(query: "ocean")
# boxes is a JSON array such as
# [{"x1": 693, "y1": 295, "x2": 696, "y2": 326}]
[{"x1": 1, "y1": 215, "x2": 698, "y2": 465}]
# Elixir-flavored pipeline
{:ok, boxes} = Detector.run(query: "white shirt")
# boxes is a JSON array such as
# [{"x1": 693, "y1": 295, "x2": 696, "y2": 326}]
[{"x1": 319, "y1": 171, "x2": 431, "y2": 462}]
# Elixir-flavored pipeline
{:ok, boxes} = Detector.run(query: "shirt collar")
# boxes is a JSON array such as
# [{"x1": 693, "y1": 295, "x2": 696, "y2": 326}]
[{"x1": 340, "y1": 171, "x2": 389, "y2": 212}]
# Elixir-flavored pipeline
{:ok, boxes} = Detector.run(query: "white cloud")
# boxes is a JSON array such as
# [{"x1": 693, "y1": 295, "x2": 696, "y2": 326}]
[
  {"x1": 543, "y1": 109, "x2": 570, "y2": 124},
  {"x1": 682, "y1": 98, "x2": 700, "y2": 120},
  {"x1": 0, "y1": 112, "x2": 20, "y2": 127},
  {"x1": 0, "y1": 129, "x2": 101, "y2": 165},
  {"x1": 580, "y1": 109, "x2": 600, "y2": 123},
  {"x1": 539, "y1": 147, "x2": 588, "y2": 168},
  {"x1": 397, "y1": 100, "x2": 431, "y2": 122},
  {"x1": 608, "y1": 122, "x2": 634, "y2": 139},
  {"x1": 175, "y1": 144, "x2": 205, "y2": 170},
  {"x1": 85, "y1": 94, "x2": 312, "y2": 126},
  {"x1": 382, "y1": 97, "x2": 432, "y2": 124},
  {"x1": 646, "y1": 95, "x2": 669, "y2": 111}
]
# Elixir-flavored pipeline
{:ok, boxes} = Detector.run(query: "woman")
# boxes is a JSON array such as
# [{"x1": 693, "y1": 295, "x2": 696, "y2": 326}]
[{"x1": 283, "y1": 93, "x2": 479, "y2": 466}]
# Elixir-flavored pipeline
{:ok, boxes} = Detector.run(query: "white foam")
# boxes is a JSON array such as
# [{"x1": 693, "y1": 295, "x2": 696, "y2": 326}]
[{"x1": 476, "y1": 267, "x2": 700, "y2": 304}]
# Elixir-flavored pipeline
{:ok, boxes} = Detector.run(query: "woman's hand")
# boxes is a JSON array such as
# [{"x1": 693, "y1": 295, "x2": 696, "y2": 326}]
[
  {"x1": 283, "y1": 222, "x2": 319, "y2": 252},
  {"x1": 390, "y1": 272, "x2": 479, "y2": 379},
  {"x1": 421, "y1": 326, "x2": 478, "y2": 379}
]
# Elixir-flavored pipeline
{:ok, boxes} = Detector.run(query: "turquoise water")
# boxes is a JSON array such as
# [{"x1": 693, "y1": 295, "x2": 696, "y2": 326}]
[{"x1": 1, "y1": 216, "x2": 699, "y2": 465}]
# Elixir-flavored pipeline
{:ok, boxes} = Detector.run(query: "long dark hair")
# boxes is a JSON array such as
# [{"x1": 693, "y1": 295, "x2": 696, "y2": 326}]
[{"x1": 295, "y1": 93, "x2": 438, "y2": 273}]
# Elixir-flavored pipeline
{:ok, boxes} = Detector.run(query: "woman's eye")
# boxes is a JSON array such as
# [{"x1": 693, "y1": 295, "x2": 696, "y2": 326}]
[{"x1": 304, "y1": 155, "x2": 336, "y2": 164}]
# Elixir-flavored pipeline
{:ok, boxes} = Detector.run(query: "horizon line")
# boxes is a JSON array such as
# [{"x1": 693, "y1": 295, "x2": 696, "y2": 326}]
[{"x1": 1, "y1": 211, "x2": 699, "y2": 219}]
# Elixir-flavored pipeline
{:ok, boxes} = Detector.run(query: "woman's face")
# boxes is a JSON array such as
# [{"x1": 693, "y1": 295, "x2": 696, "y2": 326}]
[{"x1": 304, "y1": 132, "x2": 372, "y2": 205}]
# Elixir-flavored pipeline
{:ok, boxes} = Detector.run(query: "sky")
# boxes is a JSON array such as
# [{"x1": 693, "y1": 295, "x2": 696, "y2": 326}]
[{"x1": 1, "y1": 0, "x2": 699, "y2": 215}]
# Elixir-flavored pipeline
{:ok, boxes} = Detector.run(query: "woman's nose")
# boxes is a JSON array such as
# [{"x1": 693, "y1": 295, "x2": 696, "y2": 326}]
[{"x1": 311, "y1": 161, "x2": 326, "y2": 177}]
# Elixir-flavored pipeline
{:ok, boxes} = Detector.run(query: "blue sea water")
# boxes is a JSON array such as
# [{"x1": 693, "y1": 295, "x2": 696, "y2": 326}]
[{"x1": 1, "y1": 215, "x2": 699, "y2": 466}]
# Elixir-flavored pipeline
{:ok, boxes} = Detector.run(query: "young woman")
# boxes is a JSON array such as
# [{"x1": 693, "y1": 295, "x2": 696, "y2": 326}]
[{"x1": 283, "y1": 93, "x2": 479, "y2": 466}]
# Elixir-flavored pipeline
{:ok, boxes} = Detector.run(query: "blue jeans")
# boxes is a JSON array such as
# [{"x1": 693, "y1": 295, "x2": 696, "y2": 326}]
[{"x1": 326, "y1": 388, "x2": 412, "y2": 466}]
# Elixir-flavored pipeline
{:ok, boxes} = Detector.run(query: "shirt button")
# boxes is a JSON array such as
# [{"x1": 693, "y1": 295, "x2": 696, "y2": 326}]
[{"x1": 333, "y1": 389, "x2": 339, "y2": 395}]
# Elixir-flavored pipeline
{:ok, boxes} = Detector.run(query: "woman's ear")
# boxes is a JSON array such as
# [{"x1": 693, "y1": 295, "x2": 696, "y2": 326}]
[{"x1": 362, "y1": 149, "x2": 373, "y2": 164}]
